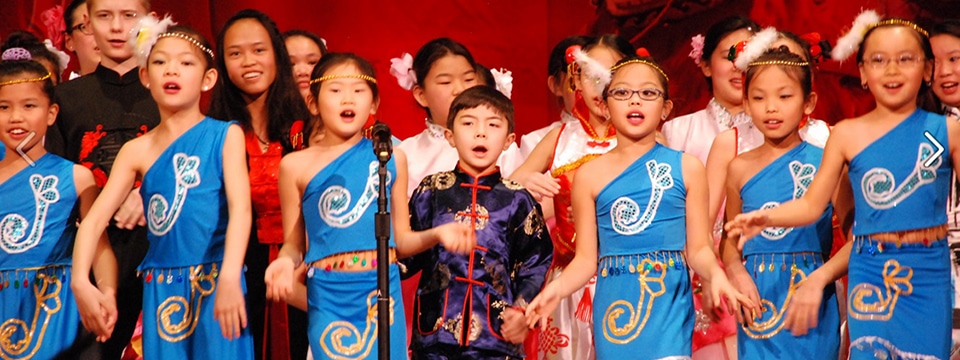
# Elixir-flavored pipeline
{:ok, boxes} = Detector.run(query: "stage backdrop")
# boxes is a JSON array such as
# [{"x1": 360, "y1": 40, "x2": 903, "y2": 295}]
[{"x1": 3, "y1": 0, "x2": 958, "y2": 139}]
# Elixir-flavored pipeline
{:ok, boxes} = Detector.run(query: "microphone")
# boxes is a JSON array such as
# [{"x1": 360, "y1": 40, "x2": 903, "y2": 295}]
[{"x1": 371, "y1": 121, "x2": 393, "y2": 162}]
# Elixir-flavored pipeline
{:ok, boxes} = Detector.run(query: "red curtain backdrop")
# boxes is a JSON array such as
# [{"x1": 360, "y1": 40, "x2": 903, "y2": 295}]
[{"x1": 3, "y1": 0, "x2": 959, "y2": 138}]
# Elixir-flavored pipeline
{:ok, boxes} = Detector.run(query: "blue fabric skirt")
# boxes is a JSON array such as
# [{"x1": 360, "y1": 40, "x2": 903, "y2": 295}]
[
  {"x1": 141, "y1": 262, "x2": 253, "y2": 359},
  {"x1": 593, "y1": 251, "x2": 692, "y2": 359},
  {"x1": 307, "y1": 264, "x2": 407, "y2": 359},
  {"x1": 848, "y1": 237, "x2": 951, "y2": 359},
  {"x1": 737, "y1": 252, "x2": 840, "y2": 359},
  {"x1": 0, "y1": 265, "x2": 79, "y2": 360}
]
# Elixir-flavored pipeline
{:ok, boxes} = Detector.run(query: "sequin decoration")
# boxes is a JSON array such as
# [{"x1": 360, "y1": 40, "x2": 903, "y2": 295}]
[
  {"x1": 157, "y1": 264, "x2": 217, "y2": 342},
  {"x1": 849, "y1": 259, "x2": 913, "y2": 321},
  {"x1": 602, "y1": 258, "x2": 667, "y2": 344},
  {"x1": 320, "y1": 290, "x2": 395, "y2": 359},
  {"x1": 148, "y1": 153, "x2": 202, "y2": 236},
  {"x1": 610, "y1": 160, "x2": 674, "y2": 235},
  {"x1": 0, "y1": 272, "x2": 63, "y2": 358},
  {"x1": 861, "y1": 141, "x2": 940, "y2": 210},
  {"x1": 742, "y1": 268, "x2": 807, "y2": 339},
  {"x1": 318, "y1": 161, "x2": 390, "y2": 228},
  {"x1": 1, "y1": 175, "x2": 61, "y2": 254}
]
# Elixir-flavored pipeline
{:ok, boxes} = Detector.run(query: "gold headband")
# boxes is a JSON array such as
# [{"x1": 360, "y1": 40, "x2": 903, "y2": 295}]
[
  {"x1": 309, "y1": 74, "x2": 378, "y2": 85},
  {"x1": 157, "y1": 32, "x2": 215, "y2": 60},
  {"x1": 0, "y1": 72, "x2": 52, "y2": 87},
  {"x1": 748, "y1": 60, "x2": 810, "y2": 68},
  {"x1": 869, "y1": 19, "x2": 929, "y2": 38},
  {"x1": 610, "y1": 59, "x2": 669, "y2": 82}
]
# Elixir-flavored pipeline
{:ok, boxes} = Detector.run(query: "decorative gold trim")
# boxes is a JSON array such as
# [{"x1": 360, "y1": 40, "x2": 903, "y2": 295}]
[
  {"x1": 610, "y1": 59, "x2": 669, "y2": 82},
  {"x1": 320, "y1": 290, "x2": 395, "y2": 359},
  {"x1": 551, "y1": 154, "x2": 603, "y2": 178},
  {"x1": 748, "y1": 60, "x2": 810, "y2": 68},
  {"x1": 848, "y1": 259, "x2": 913, "y2": 321},
  {"x1": 0, "y1": 72, "x2": 51, "y2": 87},
  {"x1": 309, "y1": 74, "x2": 377, "y2": 85},
  {"x1": 0, "y1": 272, "x2": 62, "y2": 360},
  {"x1": 742, "y1": 268, "x2": 807, "y2": 339},
  {"x1": 869, "y1": 19, "x2": 929, "y2": 38},
  {"x1": 602, "y1": 258, "x2": 666, "y2": 344},
  {"x1": 157, "y1": 264, "x2": 217, "y2": 342},
  {"x1": 157, "y1": 32, "x2": 214, "y2": 60}
]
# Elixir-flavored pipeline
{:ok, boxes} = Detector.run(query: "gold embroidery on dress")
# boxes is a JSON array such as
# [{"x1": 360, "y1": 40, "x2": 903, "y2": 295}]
[
  {"x1": 441, "y1": 314, "x2": 481, "y2": 344},
  {"x1": 431, "y1": 172, "x2": 456, "y2": 191},
  {"x1": 485, "y1": 261, "x2": 507, "y2": 295},
  {"x1": 157, "y1": 264, "x2": 217, "y2": 342},
  {"x1": 501, "y1": 178, "x2": 524, "y2": 191},
  {"x1": 320, "y1": 290, "x2": 395, "y2": 359},
  {"x1": 742, "y1": 268, "x2": 806, "y2": 339},
  {"x1": 551, "y1": 154, "x2": 602, "y2": 178},
  {"x1": 0, "y1": 272, "x2": 61, "y2": 360},
  {"x1": 455, "y1": 204, "x2": 489, "y2": 230},
  {"x1": 849, "y1": 259, "x2": 913, "y2": 321},
  {"x1": 523, "y1": 210, "x2": 544, "y2": 236},
  {"x1": 602, "y1": 259, "x2": 666, "y2": 344}
]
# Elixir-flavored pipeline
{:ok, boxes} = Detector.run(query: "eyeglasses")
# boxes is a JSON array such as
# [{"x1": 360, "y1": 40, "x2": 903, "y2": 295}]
[
  {"x1": 865, "y1": 54, "x2": 924, "y2": 69},
  {"x1": 607, "y1": 87, "x2": 664, "y2": 101},
  {"x1": 69, "y1": 22, "x2": 92, "y2": 35}
]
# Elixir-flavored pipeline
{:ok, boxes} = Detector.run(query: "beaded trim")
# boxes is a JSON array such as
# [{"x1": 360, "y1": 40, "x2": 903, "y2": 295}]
[
  {"x1": 748, "y1": 60, "x2": 810, "y2": 68},
  {"x1": 869, "y1": 18, "x2": 928, "y2": 38},
  {"x1": 610, "y1": 59, "x2": 669, "y2": 82},
  {"x1": 309, "y1": 74, "x2": 377, "y2": 85},
  {"x1": 0, "y1": 72, "x2": 51, "y2": 87},
  {"x1": 157, "y1": 32, "x2": 214, "y2": 60}
]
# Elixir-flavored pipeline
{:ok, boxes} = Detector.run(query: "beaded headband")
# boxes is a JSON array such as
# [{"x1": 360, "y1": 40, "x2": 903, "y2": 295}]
[
  {"x1": 309, "y1": 74, "x2": 377, "y2": 85},
  {"x1": 0, "y1": 72, "x2": 52, "y2": 87},
  {"x1": 748, "y1": 59, "x2": 810, "y2": 68},
  {"x1": 610, "y1": 59, "x2": 669, "y2": 82},
  {"x1": 869, "y1": 19, "x2": 928, "y2": 38},
  {"x1": 158, "y1": 32, "x2": 215, "y2": 60}
]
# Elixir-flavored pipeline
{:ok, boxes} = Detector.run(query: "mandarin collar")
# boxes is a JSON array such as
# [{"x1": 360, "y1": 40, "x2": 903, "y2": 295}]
[{"x1": 94, "y1": 64, "x2": 142, "y2": 86}]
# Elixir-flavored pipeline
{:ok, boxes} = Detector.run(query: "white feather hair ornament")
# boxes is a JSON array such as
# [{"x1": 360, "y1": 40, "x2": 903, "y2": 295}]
[
  {"x1": 491, "y1": 68, "x2": 513, "y2": 99},
  {"x1": 131, "y1": 14, "x2": 177, "y2": 67},
  {"x1": 734, "y1": 27, "x2": 779, "y2": 71},
  {"x1": 831, "y1": 10, "x2": 881, "y2": 62},
  {"x1": 572, "y1": 48, "x2": 611, "y2": 95}
]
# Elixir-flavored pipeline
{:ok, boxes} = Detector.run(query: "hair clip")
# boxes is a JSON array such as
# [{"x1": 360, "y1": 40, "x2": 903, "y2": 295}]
[
  {"x1": 610, "y1": 59, "x2": 669, "y2": 82},
  {"x1": 689, "y1": 34, "x2": 705, "y2": 65},
  {"x1": 735, "y1": 27, "x2": 779, "y2": 71},
  {"x1": 727, "y1": 40, "x2": 747, "y2": 62},
  {"x1": 831, "y1": 10, "x2": 881, "y2": 62},
  {"x1": 389, "y1": 52, "x2": 415, "y2": 90},
  {"x1": 636, "y1": 48, "x2": 651, "y2": 57},
  {"x1": 571, "y1": 47, "x2": 612, "y2": 94},
  {"x1": 309, "y1": 74, "x2": 377, "y2": 85},
  {"x1": 1, "y1": 48, "x2": 33, "y2": 61},
  {"x1": 491, "y1": 68, "x2": 513, "y2": 99},
  {"x1": 132, "y1": 14, "x2": 177, "y2": 67}
]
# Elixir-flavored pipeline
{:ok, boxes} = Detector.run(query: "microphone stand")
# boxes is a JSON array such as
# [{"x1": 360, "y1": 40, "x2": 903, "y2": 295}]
[{"x1": 372, "y1": 122, "x2": 392, "y2": 359}]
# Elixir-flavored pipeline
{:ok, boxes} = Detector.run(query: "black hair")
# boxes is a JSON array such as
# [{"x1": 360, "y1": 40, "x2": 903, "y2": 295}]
[
  {"x1": 777, "y1": 31, "x2": 813, "y2": 62},
  {"x1": 1, "y1": 31, "x2": 62, "y2": 84},
  {"x1": 583, "y1": 34, "x2": 635, "y2": 59},
  {"x1": 474, "y1": 63, "x2": 495, "y2": 87},
  {"x1": 701, "y1": 15, "x2": 759, "y2": 64},
  {"x1": 932, "y1": 19, "x2": 960, "y2": 39},
  {"x1": 152, "y1": 25, "x2": 214, "y2": 70},
  {"x1": 447, "y1": 85, "x2": 514, "y2": 132},
  {"x1": 604, "y1": 56, "x2": 670, "y2": 101},
  {"x1": 309, "y1": 52, "x2": 378, "y2": 100},
  {"x1": 412, "y1": 37, "x2": 477, "y2": 88},
  {"x1": 64, "y1": 0, "x2": 88, "y2": 31},
  {"x1": 0, "y1": 60, "x2": 56, "y2": 103},
  {"x1": 282, "y1": 29, "x2": 328, "y2": 56},
  {"x1": 856, "y1": 19, "x2": 939, "y2": 113},
  {"x1": 207, "y1": 9, "x2": 311, "y2": 153},
  {"x1": 744, "y1": 48, "x2": 814, "y2": 99},
  {"x1": 548, "y1": 35, "x2": 593, "y2": 78}
]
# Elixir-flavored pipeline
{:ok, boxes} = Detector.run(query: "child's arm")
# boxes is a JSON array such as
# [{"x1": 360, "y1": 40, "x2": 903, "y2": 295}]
[
  {"x1": 706, "y1": 130, "x2": 737, "y2": 236},
  {"x1": 525, "y1": 163, "x2": 600, "y2": 329},
  {"x1": 682, "y1": 154, "x2": 755, "y2": 322},
  {"x1": 392, "y1": 149, "x2": 475, "y2": 258},
  {"x1": 718, "y1": 158, "x2": 760, "y2": 323},
  {"x1": 782, "y1": 240, "x2": 850, "y2": 336},
  {"x1": 727, "y1": 126, "x2": 848, "y2": 243},
  {"x1": 214, "y1": 125, "x2": 252, "y2": 340},
  {"x1": 501, "y1": 199, "x2": 553, "y2": 343},
  {"x1": 265, "y1": 152, "x2": 308, "y2": 302},
  {"x1": 73, "y1": 142, "x2": 141, "y2": 341},
  {"x1": 396, "y1": 171, "x2": 437, "y2": 276},
  {"x1": 508, "y1": 128, "x2": 561, "y2": 201}
]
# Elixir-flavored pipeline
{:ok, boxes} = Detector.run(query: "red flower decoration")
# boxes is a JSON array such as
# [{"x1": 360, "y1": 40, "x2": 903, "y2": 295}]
[{"x1": 40, "y1": 5, "x2": 65, "y2": 49}]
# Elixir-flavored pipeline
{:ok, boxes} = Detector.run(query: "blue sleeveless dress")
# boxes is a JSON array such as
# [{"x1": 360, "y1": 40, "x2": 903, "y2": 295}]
[
  {"x1": 737, "y1": 141, "x2": 839, "y2": 359},
  {"x1": 846, "y1": 109, "x2": 952, "y2": 359},
  {"x1": 302, "y1": 138, "x2": 406, "y2": 359},
  {"x1": 0, "y1": 153, "x2": 81, "y2": 360},
  {"x1": 138, "y1": 117, "x2": 253, "y2": 359},
  {"x1": 593, "y1": 144, "x2": 693, "y2": 359}
]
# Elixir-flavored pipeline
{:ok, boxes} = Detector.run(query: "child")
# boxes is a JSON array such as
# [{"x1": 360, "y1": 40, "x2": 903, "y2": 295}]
[
  {"x1": 404, "y1": 85, "x2": 553, "y2": 358},
  {"x1": 72, "y1": 18, "x2": 254, "y2": 358},
  {"x1": 283, "y1": 29, "x2": 327, "y2": 106},
  {"x1": 263, "y1": 52, "x2": 474, "y2": 359},
  {"x1": 525, "y1": 55, "x2": 751, "y2": 359},
  {"x1": 720, "y1": 48, "x2": 840, "y2": 359},
  {"x1": 393, "y1": 38, "x2": 520, "y2": 195},
  {"x1": 1, "y1": 32, "x2": 67, "y2": 85},
  {"x1": 727, "y1": 11, "x2": 958, "y2": 359},
  {"x1": 45, "y1": 0, "x2": 160, "y2": 356},
  {"x1": 509, "y1": 34, "x2": 634, "y2": 360},
  {"x1": 207, "y1": 10, "x2": 312, "y2": 360},
  {"x1": 63, "y1": 0, "x2": 101, "y2": 79},
  {"x1": 0, "y1": 51, "x2": 115, "y2": 360}
]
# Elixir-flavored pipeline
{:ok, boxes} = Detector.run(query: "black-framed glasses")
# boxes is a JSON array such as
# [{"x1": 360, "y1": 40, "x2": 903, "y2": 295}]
[
  {"x1": 607, "y1": 87, "x2": 664, "y2": 101},
  {"x1": 69, "y1": 22, "x2": 92, "y2": 35}
]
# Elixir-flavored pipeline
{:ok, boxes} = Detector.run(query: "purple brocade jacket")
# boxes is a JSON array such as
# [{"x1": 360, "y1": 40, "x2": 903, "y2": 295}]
[{"x1": 404, "y1": 164, "x2": 553, "y2": 357}]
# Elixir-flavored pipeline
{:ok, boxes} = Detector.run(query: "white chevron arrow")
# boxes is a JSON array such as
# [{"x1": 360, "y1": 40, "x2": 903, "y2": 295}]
[{"x1": 924, "y1": 130, "x2": 944, "y2": 167}]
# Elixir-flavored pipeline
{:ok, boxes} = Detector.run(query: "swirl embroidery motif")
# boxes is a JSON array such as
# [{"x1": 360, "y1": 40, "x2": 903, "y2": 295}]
[
  {"x1": 320, "y1": 291, "x2": 395, "y2": 359},
  {"x1": 0, "y1": 273, "x2": 62, "y2": 360},
  {"x1": 742, "y1": 268, "x2": 807, "y2": 339},
  {"x1": 157, "y1": 265, "x2": 217, "y2": 342},
  {"x1": 610, "y1": 160, "x2": 673, "y2": 235},
  {"x1": 1, "y1": 175, "x2": 60, "y2": 254},
  {"x1": 849, "y1": 259, "x2": 913, "y2": 321},
  {"x1": 602, "y1": 259, "x2": 666, "y2": 344},
  {"x1": 318, "y1": 161, "x2": 391, "y2": 228},
  {"x1": 761, "y1": 161, "x2": 816, "y2": 240},
  {"x1": 148, "y1": 153, "x2": 201, "y2": 236},
  {"x1": 861, "y1": 142, "x2": 940, "y2": 209}
]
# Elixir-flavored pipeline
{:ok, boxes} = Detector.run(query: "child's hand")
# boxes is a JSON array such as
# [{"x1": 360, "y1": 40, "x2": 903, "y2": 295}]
[
  {"x1": 524, "y1": 282, "x2": 561, "y2": 330},
  {"x1": 724, "y1": 210, "x2": 769, "y2": 249},
  {"x1": 214, "y1": 278, "x2": 248, "y2": 340},
  {"x1": 113, "y1": 188, "x2": 146, "y2": 230},
  {"x1": 72, "y1": 280, "x2": 117, "y2": 342},
  {"x1": 519, "y1": 172, "x2": 560, "y2": 201},
  {"x1": 264, "y1": 257, "x2": 296, "y2": 302},
  {"x1": 783, "y1": 275, "x2": 826, "y2": 336},
  {"x1": 500, "y1": 307, "x2": 529, "y2": 344},
  {"x1": 707, "y1": 273, "x2": 757, "y2": 324},
  {"x1": 434, "y1": 222, "x2": 476, "y2": 255},
  {"x1": 727, "y1": 270, "x2": 761, "y2": 325}
]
